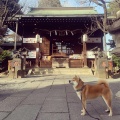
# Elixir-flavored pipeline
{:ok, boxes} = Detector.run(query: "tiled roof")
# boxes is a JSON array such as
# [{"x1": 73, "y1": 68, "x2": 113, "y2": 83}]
[{"x1": 27, "y1": 7, "x2": 98, "y2": 16}]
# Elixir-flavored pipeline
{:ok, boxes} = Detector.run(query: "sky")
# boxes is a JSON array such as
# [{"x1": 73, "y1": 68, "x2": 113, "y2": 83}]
[
  {"x1": 19, "y1": 0, "x2": 112, "y2": 50},
  {"x1": 61, "y1": 0, "x2": 104, "y2": 13}
]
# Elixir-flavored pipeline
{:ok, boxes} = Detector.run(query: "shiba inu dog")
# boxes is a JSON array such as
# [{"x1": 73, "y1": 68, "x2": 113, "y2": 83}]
[{"x1": 69, "y1": 76, "x2": 112, "y2": 116}]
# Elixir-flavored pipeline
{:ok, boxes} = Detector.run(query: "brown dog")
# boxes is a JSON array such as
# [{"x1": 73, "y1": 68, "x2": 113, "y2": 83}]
[{"x1": 69, "y1": 75, "x2": 112, "y2": 116}]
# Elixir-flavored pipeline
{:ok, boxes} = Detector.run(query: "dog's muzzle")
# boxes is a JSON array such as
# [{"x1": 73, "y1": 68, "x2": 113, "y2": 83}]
[{"x1": 69, "y1": 80, "x2": 73, "y2": 85}]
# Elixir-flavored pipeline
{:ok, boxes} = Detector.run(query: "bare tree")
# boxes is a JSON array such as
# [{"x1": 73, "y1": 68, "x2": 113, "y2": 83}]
[
  {"x1": 38, "y1": 0, "x2": 61, "y2": 7},
  {"x1": 107, "y1": 0, "x2": 120, "y2": 17},
  {"x1": 19, "y1": 0, "x2": 38, "y2": 14},
  {"x1": 0, "y1": 0, "x2": 23, "y2": 39},
  {"x1": 75, "y1": 0, "x2": 120, "y2": 33}
]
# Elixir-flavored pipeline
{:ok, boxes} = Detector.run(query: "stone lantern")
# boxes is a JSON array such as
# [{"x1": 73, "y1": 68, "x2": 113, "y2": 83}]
[{"x1": 20, "y1": 47, "x2": 29, "y2": 77}]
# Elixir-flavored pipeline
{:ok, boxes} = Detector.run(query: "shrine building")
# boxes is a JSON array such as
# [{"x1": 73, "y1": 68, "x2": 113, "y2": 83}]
[{"x1": 6, "y1": 7, "x2": 104, "y2": 69}]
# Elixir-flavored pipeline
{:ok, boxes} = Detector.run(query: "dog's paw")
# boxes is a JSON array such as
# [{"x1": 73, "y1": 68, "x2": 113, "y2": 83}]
[
  {"x1": 81, "y1": 112, "x2": 86, "y2": 116},
  {"x1": 108, "y1": 112, "x2": 112, "y2": 116},
  {"x1": 108, "y1": 114, "x2": 112, "y2": 116},
  {"x1": 81, "y1": 110, "x2": 84, "y2": 112},
  {"x1": 105, "y1": 109, "x2": 110, "y2": 113}
]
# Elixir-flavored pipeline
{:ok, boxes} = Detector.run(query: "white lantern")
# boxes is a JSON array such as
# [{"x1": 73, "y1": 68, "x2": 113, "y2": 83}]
[
  {"x1": 36, "y1": 34, "x2": 42, "y2": 43},
  {"x1": 36, "y1": 34, "x2": 40, "y2": 42},
  {"x1": 83, "y1": 34, "x2": 88, "y2": 42}
]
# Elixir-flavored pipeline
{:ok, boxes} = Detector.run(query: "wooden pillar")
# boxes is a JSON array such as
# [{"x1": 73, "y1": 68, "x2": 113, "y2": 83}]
[
  {"x1": 23, "y1": 55, "x2": 26, "y2": 70},
  {"x1": 35, "y1": 47, "x2": 39, "y2": 67},
  {"x1": 83, "y1": 41, "x2": 87, "y2": 67},
  {"x1": 21, "y1": 55, "x2": 26, "y2": 78},
  {"x1": 14, "y1": 21, "x2": 18, "y2": 51},
  {"x1": 94, "y1": 53, "x2": 98, "y2": 76}
]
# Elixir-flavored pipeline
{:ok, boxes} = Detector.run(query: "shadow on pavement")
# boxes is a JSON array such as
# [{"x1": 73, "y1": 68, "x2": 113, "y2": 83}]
[{"x1": 0, "y1": 79, "x2": 120, "y2": 120}]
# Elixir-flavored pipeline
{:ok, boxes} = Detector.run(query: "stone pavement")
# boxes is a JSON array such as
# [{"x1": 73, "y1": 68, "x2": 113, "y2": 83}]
[{"x1": 0, "y1": 74, "x2": 120, "y2": 120}]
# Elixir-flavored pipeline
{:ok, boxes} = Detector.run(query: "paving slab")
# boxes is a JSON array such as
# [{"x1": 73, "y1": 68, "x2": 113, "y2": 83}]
[
  {"x1": 115, "y1": 91, "x2": 120, "y2": 97},
  {"x1": 0, "y1": 112, "x2": 9, "y2": 120},
  {"x1": 65, "y1": 85, "x2": 75, "y2": 93},
  {"x1": 111, "y1": 99, "x2": 120, "y2": 115},
  {"x1": 37, "y1": 113, "x2": 69, "y2": 120},
  {"x1": 11, "y1": 90, "x2": 33, "y2": 97},
  {"x1": 47, "y1": 95, "x2": 66, "y2": 100},
  {"x1": 41, "y1": 98, "x2": 68, "y2": 113},
  {"x1": 4, "y1": 105, "x2": 40, "y2": 120},
  {"x1": 67, "y1": 92, "x2": 80, "y2": 103},
  {"x1": 48, "y1": 89, "x2": 66, "y2": 97},
  {"x1": 32, "y1": 86, "x2": 51, "y2": 93},
  {"x1": 0, "y1": 96, "x2": 25, "y2": 111},
  {"x1": 21, "y1": 93, "x2": 48, "y2": 105},
  {"x1": 22, "y1": 82, "x2": 40, "y2": 90},
  {"x1": 0, "y1": 74, "x2": 120, "y2": 120},
  {"x1": 51, "y1": 85, "x2": 65, "y2": 89},
  {"x1": 90, "y1": 98, "x2": 107, "y2": 115},
  {"x1": 0, "y1": 93, "x2": 12, "y2": 101},
  {"x1": 100, "y1": 115, "x2": 120, "y2": 120},
  {"x1": 68, "y1": 102, "x2": 101, "y2": 120}
]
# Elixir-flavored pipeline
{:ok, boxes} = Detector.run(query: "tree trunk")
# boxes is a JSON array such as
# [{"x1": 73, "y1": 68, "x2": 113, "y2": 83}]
[{"x1": 0, "y1": 20, "x2": 7, "y2": 36}]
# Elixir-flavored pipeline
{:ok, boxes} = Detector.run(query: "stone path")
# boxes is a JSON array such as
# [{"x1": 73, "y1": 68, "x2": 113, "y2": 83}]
[{"x1": 0, "y1": 74, "x2": 120, "y2": 120}]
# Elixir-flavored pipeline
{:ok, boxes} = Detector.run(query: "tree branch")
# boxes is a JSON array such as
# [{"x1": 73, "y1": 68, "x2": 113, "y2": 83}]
[
  {"x1": 2, "y1": 0, "x2": 9, "y2": 18},
  {"x1": 8, "y1": 6, "x2": 23, "y2": 21}
]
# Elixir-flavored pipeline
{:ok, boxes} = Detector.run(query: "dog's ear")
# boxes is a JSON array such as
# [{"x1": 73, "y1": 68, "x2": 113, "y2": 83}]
[
  {"x1": 79, "y1": 78, "x2": 84, "y2": 84},
  {"x1": 79, "y1": 78, "x2": 81, "y2": 81},
  {"x1": 75, "y1": 75, "x2": 77, "y2": 78}
]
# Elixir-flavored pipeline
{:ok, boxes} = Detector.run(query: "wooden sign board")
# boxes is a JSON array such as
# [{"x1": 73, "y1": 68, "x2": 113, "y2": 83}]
[
  {"x1": 26, "y1": 51, "x2": 36, "y2": 58},
  {"x1": 87, "y1": 51, "x2": 95, "y2": 58},
  {"x1": 23, "y1": 38, "x2": 37, "y2": 43}
]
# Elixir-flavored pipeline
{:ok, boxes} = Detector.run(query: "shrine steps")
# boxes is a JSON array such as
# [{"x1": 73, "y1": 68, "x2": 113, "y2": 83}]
[{"x1": 30, "y1": 68, "x2": 92, "y2": 75}]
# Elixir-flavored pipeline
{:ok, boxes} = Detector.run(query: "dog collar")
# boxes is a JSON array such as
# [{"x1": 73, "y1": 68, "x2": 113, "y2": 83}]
[{"x1": 76, "y1": 85, "x2": 86, "y2": 92}]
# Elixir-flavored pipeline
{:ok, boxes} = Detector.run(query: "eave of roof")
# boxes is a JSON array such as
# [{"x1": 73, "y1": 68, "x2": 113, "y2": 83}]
[
  {"x1": 1, "y1": 43, "x2": 22, "y2": 46},
  {"x1": 28, "y1": 7, "x2": 98, "y2": 15}
]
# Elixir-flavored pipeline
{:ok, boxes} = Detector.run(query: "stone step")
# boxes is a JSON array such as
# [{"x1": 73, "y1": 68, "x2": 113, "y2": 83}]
[{"x1": 29, "y1": 68, "x2": 92, "y2": 75}]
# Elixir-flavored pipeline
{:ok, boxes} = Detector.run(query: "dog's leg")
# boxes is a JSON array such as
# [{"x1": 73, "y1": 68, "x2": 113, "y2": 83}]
[
  {"x1": 102, "y1": 95, "x2": 112, "y2": 116},
  {"x1": 76, "y1": 92, "x2": 85, "y2": 113},
  {"x1": 81, "y1": 99, "x2": 86, "y2": 116},
  {"x1": 77, "y1": 92, "x2": 81, "y2": 100}
]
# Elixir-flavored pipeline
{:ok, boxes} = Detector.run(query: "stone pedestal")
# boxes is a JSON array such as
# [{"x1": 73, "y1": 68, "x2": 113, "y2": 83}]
[
  {"x1": 96, "y1": 58, "x2": 108, "y2": 78},
  {"x1": 116, "y1": 10, "x2": 120, "y2": 19},
  {"x1": 8, "y1": 58, "x2": 21, "y2": 79},
  {"x1": 96, "y1": 69, "x2": 106, "y2": 78},
  {"x1": 52, "y1": 58, "x2": 69, "y2": 68}
]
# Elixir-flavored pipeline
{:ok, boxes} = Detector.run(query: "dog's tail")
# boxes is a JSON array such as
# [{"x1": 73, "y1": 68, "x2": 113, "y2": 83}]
[{"x1": 97, "y1": 80, "x2": 109, "y2": 88}]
